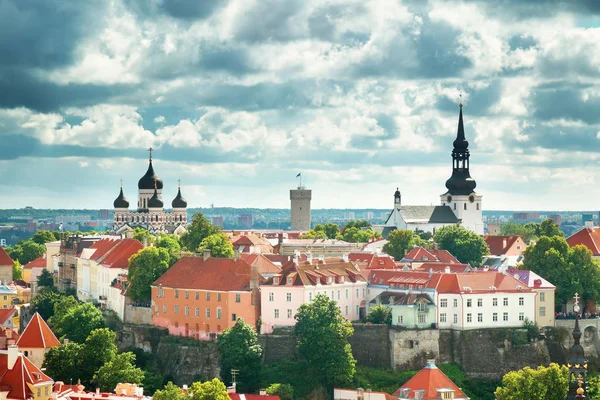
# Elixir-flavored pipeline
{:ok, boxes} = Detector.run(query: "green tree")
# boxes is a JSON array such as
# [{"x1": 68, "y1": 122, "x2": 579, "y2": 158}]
[
  {"x1": 494, "y1": 363, "x2": 568, "y2": 400},
  {"x1": 539, "y1": 218, "x2": 563, "y2": 238},
  {"x1": 128, "y1": 247, "x2": 170, "y2": 303},
  {"x1": 383, "y1": 229, "x2": 420, "y2": 261},
  {"x1": 133, "y1": 227, "x2": 154, "y2": 245},
  {"x1": 189, "y1": 378, "x2": 229, "y2": 400},
  {"x1": 59, "y1": 302, "x2": 105, "y2": 343},
  {"x1": 12, "y1": 261, "x2": 22, "y2": 281},
  {"x1": 153, "y1": 382, "x2": 188, "y2": 400},
  {"x1": 32, "y1": 230, "x2": 58, "y2": 244},
  {"x1": 42, "y1": 342, "x2": 85, "y2": 383},
  {"x1": 94, "y1": 352, "x2": 144, "y2": 392},
  {"x1": 180, "y1": 212, "x2": 220, "y2": 251},
  {"x1": 218, "y1": 318, "x2": 263, "y2": 393},
  {"x1": 37, "y1": 268, "x2": 55, "y2": 290},
  {"x1": 500, "y1": 222, "x2": 538, "y2": 243},
  {"x1": 301, "y1": 229, "x2": 327, "y2": 239},
  {"x1": 434, "y1": 225, "x2": 489, "y2": 267},
  {"x1": 414, "y1": 228, "x2": 433, "y2": 241},
  {"x1": 31, "y1": 289, "x2": 63, "y2": 320},
  {"x1": 365, "y1": 305, "x2": 392, "y2": 325},
  {"x1": 266, "y1": 383, "x2": 294, "y2": 400},
  {"x1": 198, "y1": 233, "x2": 234, "y2": 258},
  {"x1": 294, "y1": 294, "x2": 356, "y2": 390},
  {"x1": 344, "y1": 220, "x2": 371, "y2": 230},
  {"x1": 48, "y1": 295, "x2": 79, "y2": 333},
  {"x1": 80, "y1": 328, "x2": 118, "y2": 383},
  {"x1": 342, "y1": 227, "x2": 381, "y2": 243},
  {"x1": 156, "y1": 234, "x2": 181, "y2": 266},
  {"x1": 12, "y1": 240, "x2": 46, "y2": 264},
  {"x1": 323, "y1": 223, "x2": 341, "y2": 239}
]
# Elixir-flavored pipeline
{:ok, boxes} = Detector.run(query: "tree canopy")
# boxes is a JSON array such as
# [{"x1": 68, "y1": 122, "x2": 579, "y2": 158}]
[
  {"x1": 80, "y1": 328, "x2": 118, "y2": 383},
  {"x1": 189, "y1": 379, "x2": 229, "y2": 400},
  {"x1": 128, "y1": 247, "x2": 170, "y2": 303},
  {"x1": 133, "y1": 227, "x2": 154, "y2": 245},
  {"x1": 266, "y1": 384, "x2": 294, "y2": 400},
  {"x1": 344, "y1": 220, "x2": 371, "y2": 230},
  {"x1": 6, "y1": 239, "x2": 46, "y2": 265},
  {"x1": 180, "y1": 212, "x2": 220, "y2": 251},
  {"x1": 365, "y1": 304, "x2": 392, "y2": 325},
  {"x1": 294, "y1": 294, "x2": 356, "y2": 390},
  {"x1": 494, "y1": 363, "x2": 568, "y2": 400},
  {"x1": 32, "y1": 230, "x2": 59, "y2": 244},
  {"x1": 302, "y1": 223, "x2": 341, "y2": 240},
  {"x1": 500, "y1": 222, "x2": 538, "y2": 243},
  {"x1": 341, "y1": 227, "x2": 380, "y2": 243},
  {"x1": 198, "y1": 233, "x2": 234, "y2": 258},
  {"x1": 94, "y1": 352, "x2": 144, "y2": 392},
  {"x1": 156, "y1": 234, "x2": 181, "y2": 266},
  {"x1": 383, "y1": 229, "x2": 422, "y2": 261},
  {"x1": 12, "y1": 261, "x2": 22, "y2": 281},
  {"x1": 218, "y1": 318, "x2": 263, "y2": 393},
  {"x1": 52, "y1": 301, "x2": 106, "y2": 343},
  {"x1": 152, "y1": 382, "x2": 189, "y2": 400},
  {"x1": 433, "y1": 225, "x2": 489, "y2": 267},
  {"x1": 37, "y1": 269, "x2": 55, "y2": 290},
  {"x1": 31, "y1": 289, "x2": 64, "y2": 320}
]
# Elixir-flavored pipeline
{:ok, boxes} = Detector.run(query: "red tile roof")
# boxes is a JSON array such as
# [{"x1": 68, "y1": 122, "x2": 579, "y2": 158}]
[
  {"x1": 484, "y1": 236, "x2": 523, "y2": 256},
  {"x1": 240, "y1": 253, "x2": 281, "y2": 275},
  {"x1": 88, "y1": 238, "x2": 143, "y2": 269},
  {"x1": 229, "y1": 394, "x2": 280, "y2": 400},
  {"x1": 368, "y1": 270, "x2": 442, "y2": 289},
  {"x1": 404, "y1": 247, "x2": 460, "y2": 264},
  {"x1": 0, "y1": 308, "x2": 16, "y2": 326},
  {"x1": 348, "y1": 253, "x2": 397, "y2": 270},
  {"x1": 0, "y1": 352, "x2": 53, "y2": 399},
  {"x1": 153, "y1": 256, "x2": 258, "y2": 291},
  {"x1": 24, "y1": 257, "x2": 46, "y2": 269},
  {"x1": 16, "y1": 313, "x2": 60, "y2": 349},
  {"x1": 393, "y1": 361, "x2": 468, "y2": 399},
  {"x1": 0, "y1": 248, "x2": 13, "y2": 267},
  {"x1": 567, "y1": 227, "x2": 600, "y2": 256},
  {"x1": 435, "y1": 272, "x2": 533, "y2": 294},
  {"x1": 414, "y1": 263, "x2": 470, "y2": 273},
  {"x1": 266, "y1": 258, "x2": 365, "y2": 287}
]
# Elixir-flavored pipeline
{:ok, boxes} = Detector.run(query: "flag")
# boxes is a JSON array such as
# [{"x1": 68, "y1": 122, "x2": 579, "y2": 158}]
[{"x1": 296, "y1": 173, "x2": 301, "y2": 178}]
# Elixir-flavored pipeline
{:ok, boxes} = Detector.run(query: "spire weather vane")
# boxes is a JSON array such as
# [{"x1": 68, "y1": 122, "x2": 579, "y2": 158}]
[{"x1": 148, "y1": 147, "x2": 153, "y2": 161}]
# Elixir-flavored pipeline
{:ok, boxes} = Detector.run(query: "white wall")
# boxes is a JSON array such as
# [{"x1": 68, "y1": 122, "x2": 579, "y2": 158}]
[{"x1": 440, "y1": 194, "x2": 484, "y2": 235}]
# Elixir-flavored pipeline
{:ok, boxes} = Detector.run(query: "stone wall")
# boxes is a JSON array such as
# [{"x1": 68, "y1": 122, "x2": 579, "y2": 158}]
[
  {"x1": 156, "y1": 339, "x2": 221, "y2": 385},
  {"x1": 116, "y1": 324, "x2": 168, "y2": 353},
  {"x1": 259, "y1": 328, "x2": 297, "y2": 363},
  {"x1": 349, "y1": 324, "x2": 391, "y2": 368},
  {"x1": 124, "y1": 305, "x2": 153, "y2": 325},
  {"x1": 390, "y1": 328, "x2": 440, "y2": 370}
]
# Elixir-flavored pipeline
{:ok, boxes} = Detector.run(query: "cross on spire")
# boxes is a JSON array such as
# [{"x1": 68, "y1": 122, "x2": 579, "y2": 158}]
[
  {"x1": 178, "y1": 178, "x2": 181, "y2": 189},
  {"x1": 574, "y1": 292, "x2": 580, "y2": 308},
  {"x1": 148, "y1": 147, "x2": 153, "y2": 161},
  {"x1": 120, "y1": 178, "x2": 123, "y2": 189},
  {"x1": 459, "y1": 91, "x2": 463, "y2": 107}
]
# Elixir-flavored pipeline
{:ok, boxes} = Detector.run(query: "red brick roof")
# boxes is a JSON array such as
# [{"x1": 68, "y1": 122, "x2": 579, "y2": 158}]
[
  {"x1": 0, "y1": 352, "x2": 53, "y2": 399},
  {"x1": 88, "y1": 238, "x2": 143, "y2": 269},
  {"x1": 153, "y1": 256, "x2": 257, "y2": 291},
  {"x1": 240, "y1": 253, "x2": 281, "y2": 275},
  {"x1": 348, "y1": 253, "x2": 397, "y2": 270},
  {"x1": 435, "y1": 272, "x2": 533, "y2": 294},
  {"x1": 0, "y1": 248, "x2": 13, "y2": 267},
  {"x1": 229, "y1": 395, "x2": 280, "y2": 400},
  {"x1": 484, "y1": 236, "x2": 522, "y2": 256},
  {"x1": 266, "y1": 258, "x2": 365, "y2": 287},
  {"x1": 24, "y1": 257, "x2": 46, "y2": 269},
  {"x1": 16, "y1": 313, "x2": 60, "y2": 349},
  {"x1": 393, "y1": 361, "x2": 468, "y2": 399},
  {"x1": 0, "y1": 308, "x2": 16, "y2": 326},
  {"x1": 567, "y1": 227, "x2": 600, "y2": 256},
  {"x1": 414, "y1": 263, "x2": 470, "y2": 273},
  {"x1": 368, "y1": 270, "x2": 442, "y2": 289},
  {"x1": 404, "y1": 247, "x2": 460, "y2": 264}
]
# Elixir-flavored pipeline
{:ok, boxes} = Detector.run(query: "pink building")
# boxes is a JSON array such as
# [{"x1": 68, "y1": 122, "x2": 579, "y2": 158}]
[{"x1": 260, "y1": 256, "x2": 367, "y2": 333}]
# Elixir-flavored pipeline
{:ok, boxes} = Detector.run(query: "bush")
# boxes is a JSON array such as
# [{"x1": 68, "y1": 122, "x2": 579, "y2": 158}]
[{"x1": 266, "y1": 383, "x2": 293, "y2": 400}]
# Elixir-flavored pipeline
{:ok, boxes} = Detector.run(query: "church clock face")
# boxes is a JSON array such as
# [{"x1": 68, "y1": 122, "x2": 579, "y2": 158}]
[
  {"x1": 446, "y1": 195, "x2": 452, "y2": 203},
  {"x1": 469, "y1": 195, "x2": 475, "y2": 203}
]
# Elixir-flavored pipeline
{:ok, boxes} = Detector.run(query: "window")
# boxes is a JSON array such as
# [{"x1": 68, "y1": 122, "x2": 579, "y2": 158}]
[
  {"x1": 174, "y1": 304, "x2": 179, "y2": 314},
  {"x1": 467, "y1": 313, "x2": 472, "y2": 323},
  {"x1": 540, "y1": 306, "x2": 546, "y2": 317},
  {"x1": 503, "y1": 298, "x2": 509, "y2": 306},
  {"x1": 519, "y1": 297, "x2": 524, "y2": 306},
  {"x1": 231, "y1": 313, "x2": 237, "y2": 321},
  {"x1": 356, "y1": 305, "x2": 359, "y2": 315},
  {"x1": 540, "y1": 292, "x2": 545, "y2": 302},
  {"x1": 345, "y1": 306, "x2": 348, "y2": 315},
  {"x1": 356, "y1": 289, "x2": 359, "y2": 298},
  {"x1": 274, "y1": 309, "x2": 280, "y2": 319},
  {"x1": 467, "y1": 299, "x2": 472, "y2": 307},
  {"x1": 175, "y1": 290, "x2": 179, "y2": 299},
  {"x1": 206, "y1": 292, "x2": 211, "y2": 301},
  {"x1": 440, "y1": 313, "x2": 447, "y2": 323},
  {"x1": 184, "y1": 306, "x2": 189, "y2": 317},
  {"x1": 453, "y1": 299, "x2": 458, "y2": 307},
  {"x1": 477, "y1": 203, "x2": 480, "y2": 210},
  {"x1": 269, "y1": 292, "x2": 274, "y2": 302},
  {"x1": 345, "y1": 289, "x2": 348, "y2": 299},
  {"x1": 287, "y1": 293, "x2": 292, "y2": 302},
  {"x1": 478, "y1": 313, "x2": 483, "y2": 322},
  {"x1": 185, "y1": 291, "x2": 189, "y2": 299},
  {"x1": 454, "y1": 203, "x2": 456, "y2": 210},
  {"x1": 37, "y1": 389, "x2": 41, "y2": 397},
  {"x1": 236, "y1": 294, "x2": 241, "y2": 303},
  {"x1": 440, "y1": 299, "x2": 448, "y2": 308},
  {"x1": 477, "y1": 298, "x2": 483, "y2": 307},
  {"x1": 418, "y1": 302, "x2": 427, "y2": 312},
  {"x1": 287, "y1": 277, "x2": 292, "y2": 284},
  {"x1": 464, "y1": 203, "x2": 467, "y2": 210},
  {"x1": 493, "y1": 298, "x2": 498, "y2": 306},
  {"x1": 453, "y1": 314, "x2": 458, "y2": 324},
  {"x1": 287, "y1": 309, "x2": 293, "y2": 318},
  {"x1": 206, "y1": 308, "x2": 210, "y2": 318},
  {"x1": 309, "y1": 293, "x2": 313, "y2": 301},
  {"x1": 493, "y1": 313, "x2": 498, "y2": 322},
  {"x1": 363, "y1": 288, "x2": 366, "y2": 298},
  {"x1": 519, "y1": 312, "x2": 524, "y2": 321},
  {"x1": 217, "y1": 307, "x2": 222, "y2": 319},
  {"x1": 503, "y1": 312, "x2": 509, "y2": 321},
  {"x1": 337, "y1": 290, "x2": 340, "y2": 300},
  {"x1": 162, "y1": 305, "x2": 166, "y2": 314},
  {"x1": 397, "y1": 315, "x2": 403, "y2": 324},
  {"x1": 195, "y1": 307, "x2": 199, "y2": 317},
  {"x1": 218, "y1": 293, "x2": 221, "y2": 302},
  {"x1": 418, "y1": 314, "x2": 427, "y2": 324}
]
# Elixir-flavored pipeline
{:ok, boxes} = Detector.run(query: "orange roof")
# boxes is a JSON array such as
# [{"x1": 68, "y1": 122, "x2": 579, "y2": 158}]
[
  {"x1": 415, "y1": 263, "x2": 470, "y2": 273},
  {"x1": 88, "y1": 239, "x2": 142, "y2": 269},
  {"x1": 266, "y1": 258, "x2": 365, "y2": 287},
  {"x1": 404, "y1": 247, "x2": 460, "y2": 264},
  {"x1": 16, "y1": 313, "x2": 60, "y2": 349},
  {"x1": 240, "y1": 253, "x2": 281, "y2": 275},
  {"x1": 153, "y1": 256, "x2": 258, "y2": 291},
  {"x1": 229, "y1": 395, "x2": 280, "y2": 400},
  {"x1": 0, "y1": 248, "x2": 13, "y2": 267},
  {"x1": 348, "y1": 253, "x2": 397, "y2": 270},
  {"x1": 435, "y1": 272, "x2": 533, "y2": 294},
  {"x1": 0, "y1": 308, "x2": 16, "y2": 326},
  {"x1": 393, "y1": 361, "x2": 468, "y2": 399},
  {"x1": 0, "y1": 353, "x2": 53, "y2": 399},
  {"x1": 567, "y1": 227, "x2": 600, "y2": 256},
  {"x1": 24, "y1": 257, "x2": 46, "y2": 269},
  {"x1": 484, "y1": 236, "x2": 522, "y2": 256}
]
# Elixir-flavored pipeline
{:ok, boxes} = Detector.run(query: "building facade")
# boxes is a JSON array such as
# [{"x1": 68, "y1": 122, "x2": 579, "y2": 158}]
[{"x1": 290, "y1": 187, "x2": 311, "y2": 231}]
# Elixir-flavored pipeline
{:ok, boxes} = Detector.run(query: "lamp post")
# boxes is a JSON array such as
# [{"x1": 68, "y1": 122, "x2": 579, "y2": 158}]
[{"x1": 566, "y1": 293, "x2": 588, "y2": 400}]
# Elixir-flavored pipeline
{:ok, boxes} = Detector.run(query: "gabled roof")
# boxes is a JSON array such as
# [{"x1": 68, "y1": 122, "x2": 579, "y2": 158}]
[
  {"x1": 399, "y1": 206, "x2": 459, "y2": 224},
  {"x1": 368, "y1": 270, "x2": 441, "y2": 289},
  {"x1": 507, "y1": 269, "x2": 555, "y2": 289},
  {"x1": 370, "y1": 292, "x2": 434, "y2": 306},
  {"x1": 0, "y1": 248, "x2": 13, "y2": 267},
  {"x1": 566, "y1": 227, "x2": 600, "y2": 256},
  {"x1": 393, "y1": 360, "x2": 468, "y2": 399},
  {"x1": 153, "y1": 256, "x2": 258, "y2": 291},
  {"x1": 0, "y1": 352, "x2": 53, "y2": 400},
  {"x1": 484, "y1": 236, "x2": 523, "y2": 256},
  {"x1": 414, "y1": 262, "x2": 471, "y2": 273},
  {"x1": 24, "y1": 257, "x2": 46, "y2": 269},
  {"x1": 0, "y1": 308, "x2": 16, "y2": 326},
  {"x1": 265, "y1": 258, "x2": 365, "y2": 287},
  {"x1": 348, "y1": 253, "x2": 397, "y2": 270},
  {"x1": 435, "y1": 272, "x2": 534, "y2": 294},
  {"x1": 229, "y1": 394, "x2": 280, "y2": 400},
  {"x1": 403, "y1": 247, "x2": 461, "y2": 264},
  {"x1": 16, "y1": 313, "x2": 60, "y2": 349},
  {"x1": 239, "y1": 253, "x2": 281, "y2": 275}
]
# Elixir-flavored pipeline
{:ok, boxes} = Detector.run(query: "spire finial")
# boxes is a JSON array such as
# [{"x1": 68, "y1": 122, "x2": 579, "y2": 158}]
[
  {"x1": 120, "y1": 178, "x2": 123, "y2": 189},
  {"x1": 178, "y1": 178, "x2": 181, "y2": 189},
  {"x1": 459, "y1": 91, "x2": 463, "y2": 108},
  {"x1": 148, "y1": 147, "x2": 153, "y2": 161}
]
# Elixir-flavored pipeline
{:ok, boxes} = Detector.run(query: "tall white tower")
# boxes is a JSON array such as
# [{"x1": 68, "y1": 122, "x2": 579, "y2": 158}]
[{"x1": 290, "y1": 183, "x2": 311, "y2": 231}]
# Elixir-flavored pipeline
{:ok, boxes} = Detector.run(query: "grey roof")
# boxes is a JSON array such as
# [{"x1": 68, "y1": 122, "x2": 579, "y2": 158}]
[
  {"x1": 369, "y1": 291, "x2": 434, "y2": 306},
  {"x1": 399, "y1": 205, "x2": 458, "y2": 224}
]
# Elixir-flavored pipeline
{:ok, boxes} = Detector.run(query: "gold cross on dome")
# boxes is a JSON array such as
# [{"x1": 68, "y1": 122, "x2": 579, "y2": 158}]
[
  {"x1": 574, "y1": 292, "x2": 580, "y2": 308},
  {"x1": 178, "y1": 178, "x2": 181, "y2": 188},
  {"x1": 148, "y1": 147, "x2": 153, "y2": 160}
]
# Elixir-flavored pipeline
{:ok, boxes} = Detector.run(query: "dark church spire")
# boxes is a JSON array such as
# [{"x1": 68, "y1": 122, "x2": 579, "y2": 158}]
[
  {"x1": 444, "y1": 103, "x2": 477, "y2": 196},
  {"x1": 566, "y1": 293, "x2": 588, "y2": 400}
]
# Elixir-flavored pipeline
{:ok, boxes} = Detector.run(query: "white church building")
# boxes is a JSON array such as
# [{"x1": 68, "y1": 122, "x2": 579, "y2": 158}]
[{"x1": 380, "y1": 104, "x2": 484, "y2": 236}]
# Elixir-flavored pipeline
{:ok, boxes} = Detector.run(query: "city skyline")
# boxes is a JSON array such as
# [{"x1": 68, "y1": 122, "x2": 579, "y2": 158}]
[{"x1": 2, "y1": 1, "x2": 600, "y2": 210}]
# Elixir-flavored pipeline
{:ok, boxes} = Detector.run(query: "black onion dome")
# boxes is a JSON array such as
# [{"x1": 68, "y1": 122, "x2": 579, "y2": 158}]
[
  {"x1": 148, "y1": 188, "x2": 163, "y2": 208},
  {"x1": 138, "y1": 160, "x2": 164, "y2": 190},
  {"x1": 445, "y1": 173, "x2": 477, "y2": 195},
  {"x1": 172, "y1": 188, "x2": 187, "y2": 208},
  {"x1": 113, "y1": 188, "x2": 129, "y2": 208},
  {"x1": 445, "y1": 104, "x2": 477, "y2": 196}
]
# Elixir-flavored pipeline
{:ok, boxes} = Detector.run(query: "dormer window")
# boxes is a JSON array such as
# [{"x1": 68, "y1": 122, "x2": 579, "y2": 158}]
[
  {"x1": 287, "y1": 277, "x2": 293, "y2": 285},
  {"x1": 422, "y1": 256, "x2": 428, "y2": 261},
  {"x1": 338, "y1": 276, "x2": 345, "y2": 283},
  {"x1": 327, "y1": 277, "x2": 332, "y2": 284},
  {"x1": 273, "y1": 277, "x2": 279, "y2": 285}
]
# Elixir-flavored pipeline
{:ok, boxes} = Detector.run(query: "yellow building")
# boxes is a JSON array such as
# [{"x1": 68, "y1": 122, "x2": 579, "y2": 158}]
[
  {"x1": 0, "y1": 284, "x2": 17, "y2": 310},
  {"x1": 509, "y1": 270, "x2": 556, "y2": 327}
]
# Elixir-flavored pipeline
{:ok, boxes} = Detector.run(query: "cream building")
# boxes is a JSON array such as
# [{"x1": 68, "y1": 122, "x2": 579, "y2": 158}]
[
  {"x1": 508, "y1": 269, "x2": 556, "y2": 327},
  {"x1": 290, "y1": 184, "x2": 311, "y2": 231}
]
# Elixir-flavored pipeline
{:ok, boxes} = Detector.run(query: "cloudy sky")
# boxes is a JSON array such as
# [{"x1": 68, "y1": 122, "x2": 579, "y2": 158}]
[{"x1": 1, "y1": 0, "x2": 600, "y2": 210}]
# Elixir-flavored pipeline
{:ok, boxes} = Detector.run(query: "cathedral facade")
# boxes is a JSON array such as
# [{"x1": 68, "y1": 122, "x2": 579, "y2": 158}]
[{"x1": 112, "y1": 150, "x2": 188, "y2": 235}]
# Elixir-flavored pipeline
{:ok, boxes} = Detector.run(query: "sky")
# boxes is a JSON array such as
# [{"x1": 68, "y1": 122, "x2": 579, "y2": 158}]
[{"x1": 2, "y1": 0, "x2": 600, "y2": 211}]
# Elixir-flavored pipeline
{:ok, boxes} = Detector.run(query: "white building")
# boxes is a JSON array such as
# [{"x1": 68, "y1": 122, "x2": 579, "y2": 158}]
[
  {"x1": 260, "y1": 256, "x2": 367, "y2": 333},
  {"x1": 290, "y1": 185, "x2": 311, "y2": 231}
]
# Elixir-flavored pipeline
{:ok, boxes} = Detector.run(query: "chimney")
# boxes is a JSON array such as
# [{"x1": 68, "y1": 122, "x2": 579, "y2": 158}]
[
  {"x1": 404, "y1": 249, "x2": 409, "y2": 256},
  {"x1": 227, "y1": 384, "x2": 236, "y2": 394},
  {"x1": 502, "y1": 238, "x2": 507, "y2": 249},
  {"x1": 306, "y1": 252, "x2": 313, "y2": 264},
  {"x1": 125, "y1": 230, "x2": 134, "y2": 239},
  {"x1": 444, "y1": 266, "x2": 451, "y2": 274},
  {"x1": 96, "y1": 388, "x2": 100, "y2": 395},
  {"x1": 424, "y1": 243, "x2": 429, "y2": 250},
  {"x1": 342, "y1": 253, "x2": 349, "y2": 263},
  {"x1": 259, "y1": 389, "x2": 266, "y2": 396},
  {"x1": 234, "y1": 249, "x2": 240, "y2": 261},
  {"x1": 585, "y1": 220, "x2": 594, "y2": 230},
  {"x1": 427, "y1": 358, "x2": 437, "y2": 368},
  {"x1": 63, "y1": 338, "x2": 69, "y2": 345},
  {"x1": 434, "y1": 242, "x2": 438, "y2": 251},
  {"x1": 7, "y1": 345, "x2": 18, "y2": 370},
  {"x1": 278, "y1": 232, "x2": 284, "y2": 246},
  {"x1": 428, "y1": 268, "x2": 433, "y2": 278},
  {"x1": 203, "y1": 249, "x2": 211, "y2": 261}
]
